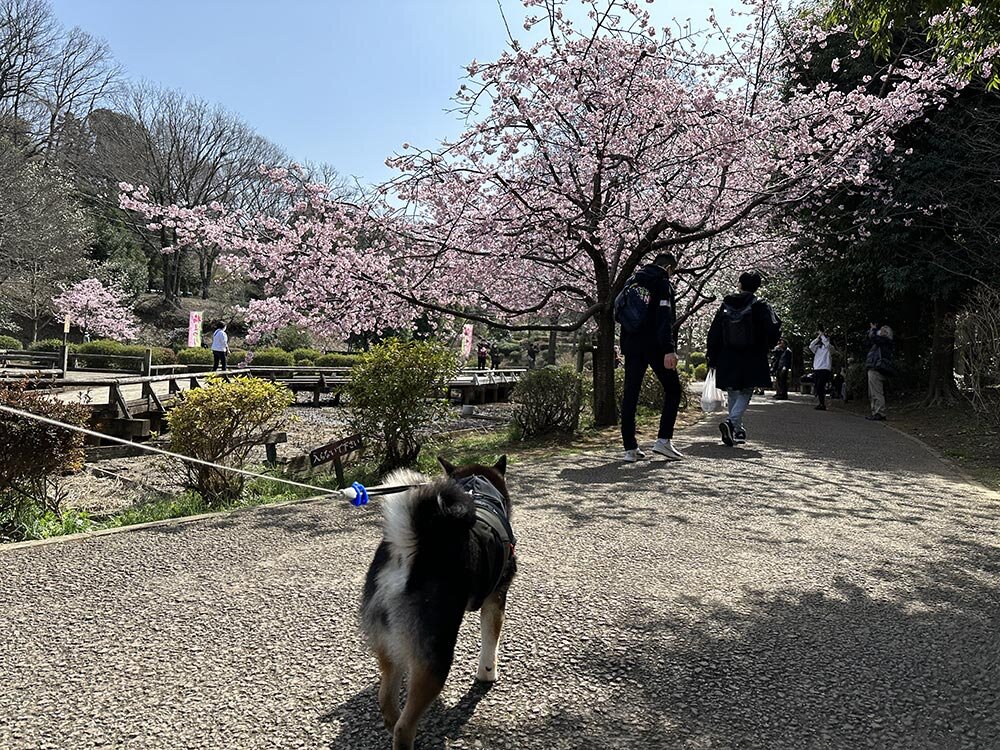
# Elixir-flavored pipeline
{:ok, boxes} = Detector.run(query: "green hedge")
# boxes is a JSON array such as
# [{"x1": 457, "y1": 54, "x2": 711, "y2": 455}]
[
  {"x1": 689, "y1": 351, "x2": 707, "y2": 368},
  {"x1": 315, "y1": 352, "x2": 360, "y2": 367},
  {"x1": 291, "y1": 347, "x2": 323, "y2": 362},
  {"x1": 0, "y1": 335, "x2": 22, "y2": 350},
  {"x1": 28, "y1": 338, "x2": 67, "y2": 352},
  {"x1": 512, "y1": 366, "x2": 584, "y2": 438},
  {"x1": 693, "y1": 363, "x2": 708, "y2": 381},
  {"x1": 249, "y1": 347, "x2": 294, "y2": 367},
  {"x1": 177, "y1": 348, "x2": 213, "y2": 365},
  {"x1": 74, "y1": 340, "x2": 147, "y2": 370}
]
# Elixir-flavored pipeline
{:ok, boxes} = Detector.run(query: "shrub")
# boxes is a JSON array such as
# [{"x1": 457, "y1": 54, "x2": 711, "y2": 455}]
[
  {"x1": 275, "y1": 325, "x2": 312, "y2": 351},
  {"x1": 28, "y1": 338, "x2": 66, "y2": 352},
  {"x1": 74, "y1": 340, "x2": 147, "y2": 370},
  {"x1": 347, "y1": 339, "x2": 459, "y2": 472},
  {"x1": 249, "y1": 347, "x2": 294, "y2": 367},
  {"x1": 0, "y1": 335, "x2": 22, "y2": 350},
  {"x1": 0, "y1": 383, "x2": 88, "y2": 541},
  {"x1": 229, "y1": 349, "x2": 248, "y2": 366},
  {"x1": 298, "y1": 358, "x2": 315, "y2": 366},
  {"x1": 167, "y1": 377, "x2": 293, "y2": 504},
  {"x1": 291, "y1": 347, "x2": 323, "y2": 362},
  {"x1": 177, "y1": 347, "x2": 213, "y2": 366},
  {"x1": 512, "y1": 366, "x2": 584, "y2": 439},
  {"x1": 693, "y1": 363, "x2": 708, "y2": 381},
  {"x1": 316, "y1": 352, "x2": 359, "y2": 367},
  {"x1": 150, "y1": 346, "x2": 176, "y2": 365},
  {"x1": 689, "y1": 351, "x2": 707, "y2": 368}
]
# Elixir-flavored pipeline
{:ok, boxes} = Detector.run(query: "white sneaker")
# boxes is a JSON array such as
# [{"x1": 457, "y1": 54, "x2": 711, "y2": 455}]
[
  {"x1": 652, "y1": 439, "x2": 684, "y2": 460},
  {"x1": 623, "y1": 448, "x2": 646, "y2": 463}
]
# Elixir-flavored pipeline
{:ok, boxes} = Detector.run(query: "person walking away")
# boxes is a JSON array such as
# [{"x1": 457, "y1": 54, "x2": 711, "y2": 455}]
[
  {"x1": 865, "y1": 323, "x2": 894, "y2": 420},
  {"x1": 809, "y1": 329, "x2": 833, "y2": 410},
  {"x1": 771, "y1": 339, "x2": 792, "y2": 400},
  {"x1": 526, "y1": 341, "x2": 539, "y2": 369},
  {"x1": 489, "y1": 343, "x2": 502, "y2": 370},
  {"x1": 617, "y1": 252, "x2": 684, "y2": 462},
  {"x1": 211, "y1": 322, "x2": 229, "y2": 372},
  {"x1": 706, "y1": 272, "x2": 782, "y2": 446},
  {"x1": 477, "y1": 341, "x2": 489, "y2": 370}
]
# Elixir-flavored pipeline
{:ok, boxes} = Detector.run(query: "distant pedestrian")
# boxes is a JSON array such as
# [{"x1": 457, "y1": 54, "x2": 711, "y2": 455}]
[
  {"x1": 771, "y1": 339, "x2": 791, "y2": 400},
  {"x1": 831, "y1": 370, "x2": 845, "y2": 400},
  {"x1": 489, "y1": 343, "x2": 502, "y2": 370},
  {"x1": 211, "y1": 321, "x2": 229, "y2": 371},
  {"x1": 809, "y1": 329, "x2": 833, "y2": 411},
  {"x1": 526, "y1": 341, "x2": 539, "y2": 369},
  {"x1": 617, "y1": 252, "x2": 684, "y2": 462},
  {"x1": 706, "y1": 272, "x2": 781, "y2": 446},
  {"x1": 477, "y1": 341, "x2": 489, "y2": 370},
  {"x1": 865, "y1": 323, "x2": 894, "y2": 421}
]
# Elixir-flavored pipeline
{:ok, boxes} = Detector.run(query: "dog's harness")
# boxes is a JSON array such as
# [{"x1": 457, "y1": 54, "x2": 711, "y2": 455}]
[{"x1": 456, "y1": 475, "x2": 517, "y2": 611}]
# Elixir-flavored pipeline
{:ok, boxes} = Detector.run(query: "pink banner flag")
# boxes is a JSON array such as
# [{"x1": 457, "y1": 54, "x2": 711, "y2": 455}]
[
  {"x1": 461, "y1": 323, "x2": 474, "y2": 358},
  {"x1": 188, "y1": 311, "x2": 203, "y2": 348}
]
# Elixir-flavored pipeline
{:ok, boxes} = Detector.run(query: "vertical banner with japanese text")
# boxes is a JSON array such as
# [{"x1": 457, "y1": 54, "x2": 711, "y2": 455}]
[{"x1": 188, "y1": 311, "x2": 204, "y2": 348}]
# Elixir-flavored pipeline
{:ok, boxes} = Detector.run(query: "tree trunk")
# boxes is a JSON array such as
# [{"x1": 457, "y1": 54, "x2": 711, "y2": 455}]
[
  {"x1": 924, "y1": 297, "x2": 960, "y2": 406},
  {"x1": 592, "y1": 306, "x2": 618, "y2": 427}
]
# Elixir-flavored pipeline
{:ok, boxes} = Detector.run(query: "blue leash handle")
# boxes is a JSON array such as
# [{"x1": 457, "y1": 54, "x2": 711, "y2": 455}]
[{"x1": 350, "y1": 482, "x2": 369, "y2": 507}]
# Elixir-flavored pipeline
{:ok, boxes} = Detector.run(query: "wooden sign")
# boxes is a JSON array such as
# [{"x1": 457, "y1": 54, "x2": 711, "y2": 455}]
[{"x1": 310, "y1": 434, "x2": 363, "y2": 468}]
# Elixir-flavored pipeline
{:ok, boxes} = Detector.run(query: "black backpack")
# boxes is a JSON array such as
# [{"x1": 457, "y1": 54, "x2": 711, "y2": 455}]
[
  {"x1": 721, "y1": 297, "x2": 755, "y2": 349},
  {"x1": 614, "y1": 276, "x2": 651, "y2": 334}
]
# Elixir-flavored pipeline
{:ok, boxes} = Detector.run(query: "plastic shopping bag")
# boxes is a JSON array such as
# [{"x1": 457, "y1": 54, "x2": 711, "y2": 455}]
[{"x1": 701, "y1": 368, "x2": 727, "y2": 413}]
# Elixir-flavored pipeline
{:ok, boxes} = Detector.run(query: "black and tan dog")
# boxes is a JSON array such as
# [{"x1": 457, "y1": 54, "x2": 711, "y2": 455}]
[{"x1": 359, "y1": 456, "x2": 517, "y2": 750}]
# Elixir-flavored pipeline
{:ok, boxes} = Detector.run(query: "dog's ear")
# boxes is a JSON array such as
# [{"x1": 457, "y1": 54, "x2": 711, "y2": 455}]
[
  {"x1": 493, "y1": 455, "x2": 507, "y2": 476},
  {"x1": 438, "y1": 456, "x2": 456, "y2": 476}
]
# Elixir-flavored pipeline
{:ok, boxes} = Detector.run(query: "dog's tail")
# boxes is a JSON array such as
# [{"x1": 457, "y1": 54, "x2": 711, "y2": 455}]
[
  {"x1": 360, "y1": 470, "x2": 477, "y2": 652},
  {"x1": 380, "y1": 469, "x2": 476, "y2": 560}
]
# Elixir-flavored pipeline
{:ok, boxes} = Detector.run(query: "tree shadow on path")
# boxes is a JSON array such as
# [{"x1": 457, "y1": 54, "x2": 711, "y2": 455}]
[{"x1": 508, "y1": 538, "x2": 1000, "y2": 749}]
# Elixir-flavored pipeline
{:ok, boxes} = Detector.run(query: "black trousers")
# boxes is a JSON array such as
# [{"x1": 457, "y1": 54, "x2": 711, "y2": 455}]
[
  {"x1": 620, "y1": 350, "x2": 681, "y2": 450},
  {"x1": 814, "y1": 368, "x2": 831, "y2": 406},
  {"x1": 775, "y1": 368, "x2": 789, "y2": 398},
  {"x1": 212, "y1": 351, "x2": 227, "y2": 371},
  {"x1": 477, "y1": 356, "x2": 487, "y2": 369}
]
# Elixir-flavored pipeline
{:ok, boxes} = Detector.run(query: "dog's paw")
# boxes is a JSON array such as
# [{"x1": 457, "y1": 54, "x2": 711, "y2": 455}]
[{"x1": 476, "y1": 664, "x2": 498, "y2": 682}]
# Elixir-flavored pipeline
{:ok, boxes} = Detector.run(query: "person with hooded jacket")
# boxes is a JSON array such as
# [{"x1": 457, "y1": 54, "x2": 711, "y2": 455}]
[
  {"x1": 618, "y1": 252, "x2": 684, "y2": 462},
  {"x1": 706, "y1": 272, "x2": 781, "y2": 446}
]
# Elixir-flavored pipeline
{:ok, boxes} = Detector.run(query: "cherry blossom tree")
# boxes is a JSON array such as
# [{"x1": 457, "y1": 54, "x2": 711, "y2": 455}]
[
  {"x1": 120, "y1": 0, "x2": 959, "y2": 425},
  {"x1": 52, "y1": 278, "x2": 138, "y2": 341}
]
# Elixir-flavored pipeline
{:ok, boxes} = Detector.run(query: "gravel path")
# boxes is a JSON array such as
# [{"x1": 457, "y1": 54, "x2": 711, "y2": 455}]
[{"x1": 2, "y1": 395, "x2": 998, "y2": 749}]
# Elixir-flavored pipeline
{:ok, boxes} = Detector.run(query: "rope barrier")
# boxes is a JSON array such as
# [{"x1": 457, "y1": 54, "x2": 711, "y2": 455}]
[{"x1": 0, "y1": 403, "x2": 423, "y2": 503}]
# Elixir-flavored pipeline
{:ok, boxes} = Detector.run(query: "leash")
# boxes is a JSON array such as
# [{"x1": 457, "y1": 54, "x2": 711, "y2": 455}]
[{"x1": 0, "y1": 403, "x2": 427, "y2": 506}]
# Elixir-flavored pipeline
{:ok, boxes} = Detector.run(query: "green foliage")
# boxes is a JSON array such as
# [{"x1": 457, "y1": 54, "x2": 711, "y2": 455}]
[
  {"x1": 347, "y1": 338, "x2": 460, "y2": 472},
  {"x1": 511, "y1": 366, "x2": 584, "y2": 439},
  {"x1": 149, "y1": 346, "x2": 176, "y2": 365},
  {"x1": 316, "y1": 352, "x2": 359, "y2": 367},
  {"x1": 74, "y1": 340, "x2": 147, "y2": 370},
  {"x1": 291, "y1": 347, "x2": 323, "y2": 362},
  {"x1": 0, "y1": 335, "x2": 22, "y2": 350},
  {"x1": 249, "y1": 347, "x2": 294, "y2": 367},
  {"x1": 825, "y1": 0, "x2": 1000, "y2": 89},
  {"x1": 97, "y1": 242, "x2": 149, "y2": 301},
  {"x1": 177, "y1": 347, "x2": 213, "y2": 365},
  {"x1": 693, "y1": 363, "x2": 708, "y2": 381},
  {"x1": 167, "y1": 377, "x2": 293, "y2": 504},
  {"x1": 275, "y1": 325, "x2": 312, "y2": 351},
  {"x1": 689, "y1": 351, "x2": 707, "y2": 368},
  {"x1": 29, "y1": 338, "x2": 68, "y2": 352},
  {"x1": 0, "y1": 383, "x2": 89, "y2": 541},
  {"x1": 19, "y1": 508, "x2": 95, "y2": 539},
  {"x1": 229, "y1": 349, "x2": 248, "y2": 365}
]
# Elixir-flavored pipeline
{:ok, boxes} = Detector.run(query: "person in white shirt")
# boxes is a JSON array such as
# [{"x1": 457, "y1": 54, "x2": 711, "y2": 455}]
[
  {"x1": 809, "y1": 329, "x2": 833, "y2": 411},
  {"x1": 211, "y1": 322, "x2": 229, "y2": 371}
]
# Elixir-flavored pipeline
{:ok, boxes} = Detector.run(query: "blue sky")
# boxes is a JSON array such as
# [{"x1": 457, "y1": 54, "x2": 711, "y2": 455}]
[{"x1": 50, "y1": 0, "x2": 735, "y2": 186}]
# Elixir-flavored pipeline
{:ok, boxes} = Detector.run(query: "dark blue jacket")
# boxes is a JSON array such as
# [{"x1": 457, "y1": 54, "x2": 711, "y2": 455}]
[{"x1": 619, "y1": 264, "x2": 676, "y2": 356}]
